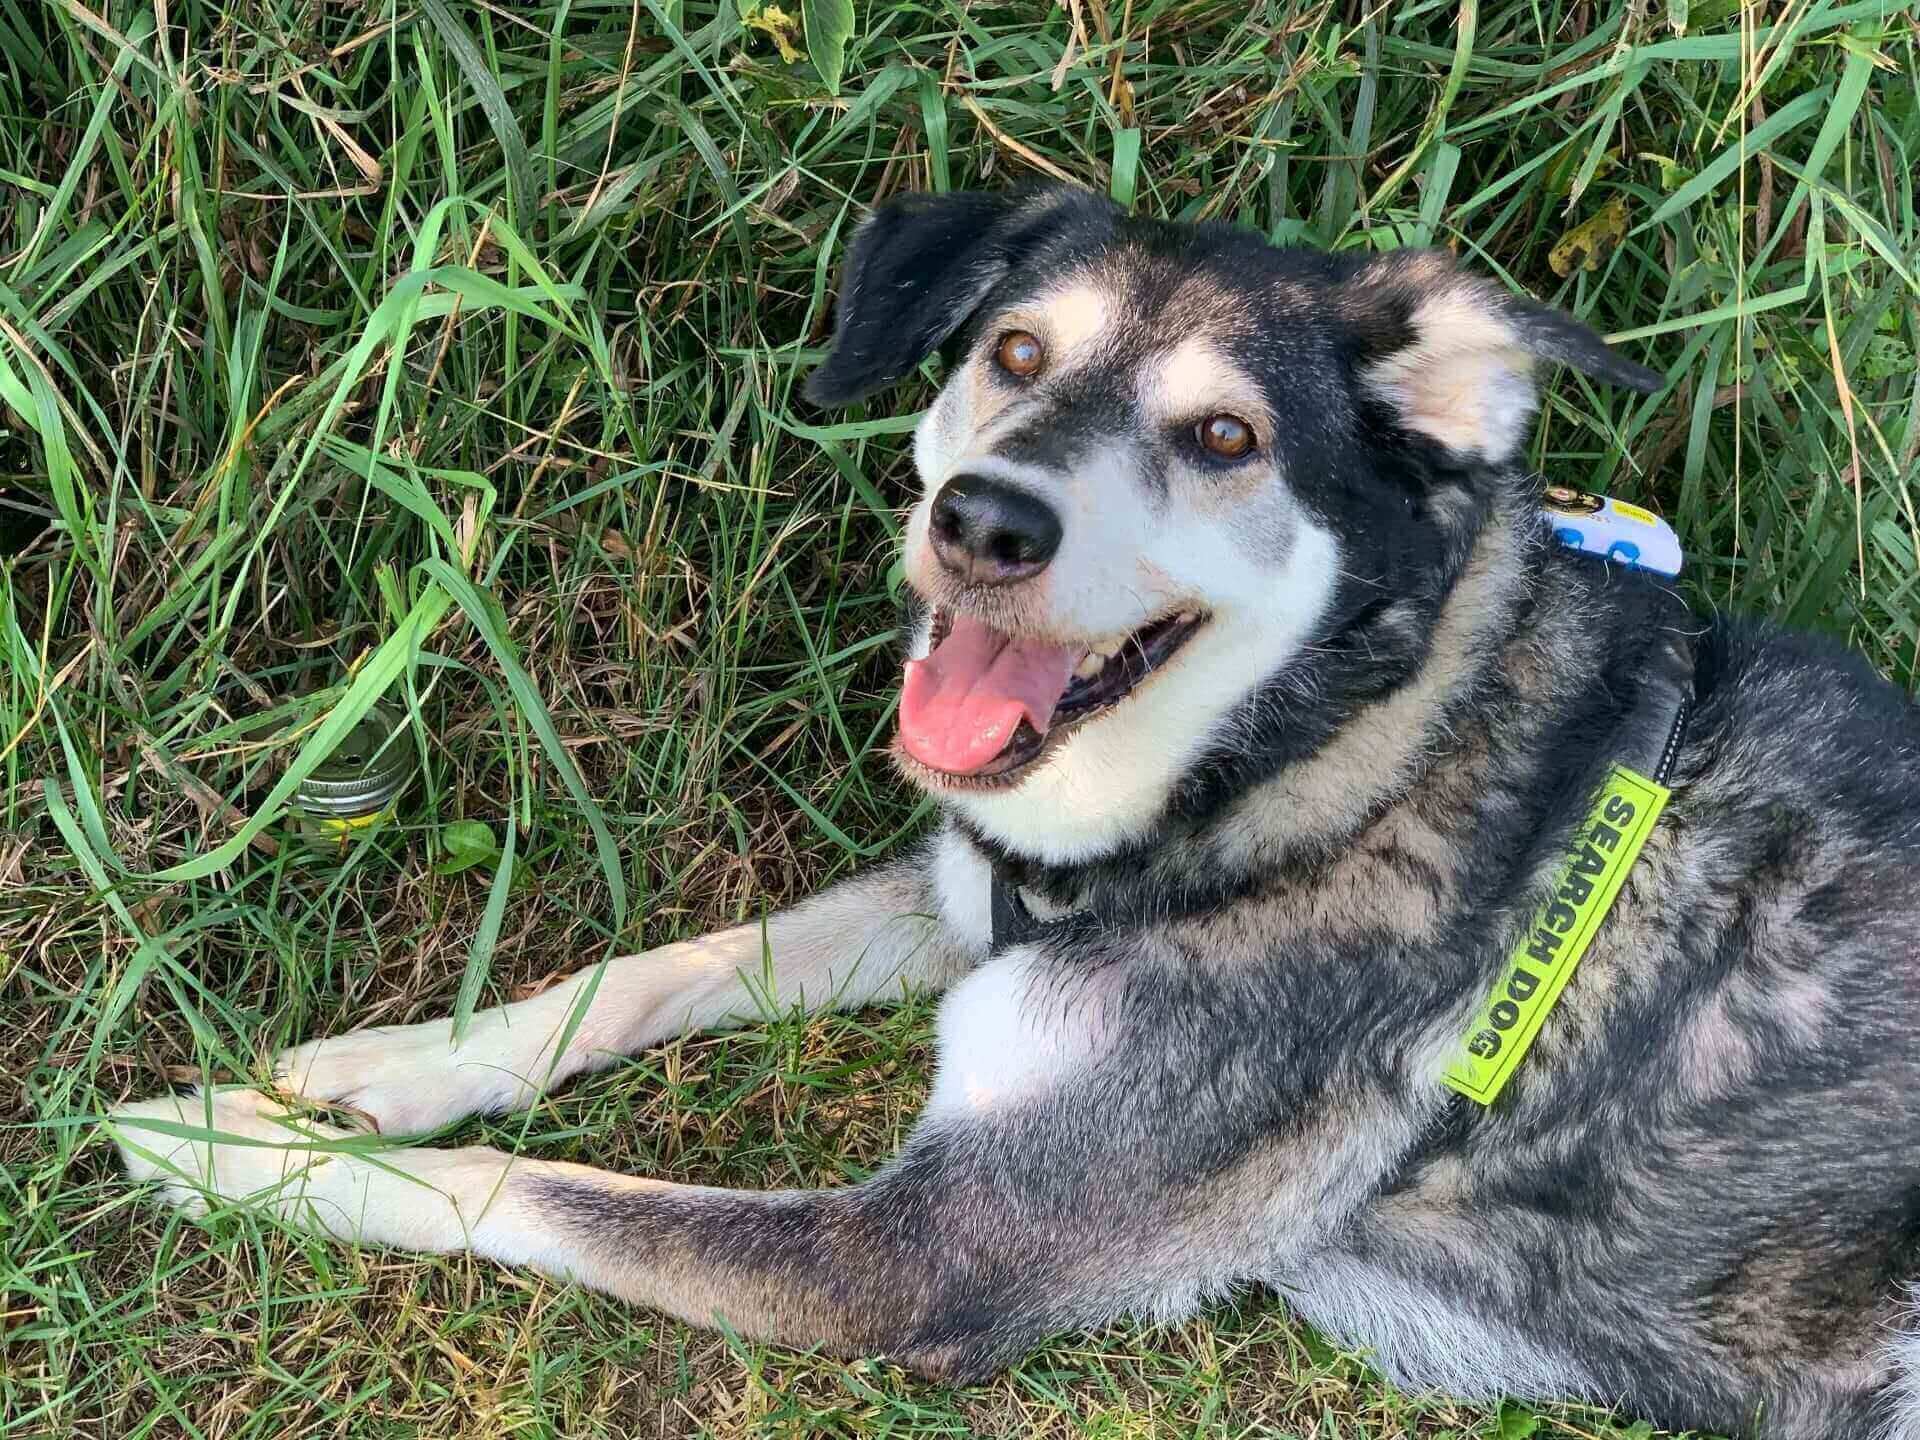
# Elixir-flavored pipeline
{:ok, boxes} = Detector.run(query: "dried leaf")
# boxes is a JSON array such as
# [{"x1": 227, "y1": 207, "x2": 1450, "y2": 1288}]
[
  {"x1": 740, "y1": 3, "x2": 807, "y2": 64},
  {"x1": 1548, "y1": 197, "x2": 1630, "y2": 278}
]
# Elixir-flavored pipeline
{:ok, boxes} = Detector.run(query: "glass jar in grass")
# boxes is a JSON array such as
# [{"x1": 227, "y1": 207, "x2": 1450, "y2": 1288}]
[{"x1": 290, "y1": 700, "x2": 415, "y2": 849}]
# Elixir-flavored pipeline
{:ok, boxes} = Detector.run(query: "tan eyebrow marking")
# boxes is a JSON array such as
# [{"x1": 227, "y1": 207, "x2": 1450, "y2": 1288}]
[
  {"x1": 1040, "y1": 283, "x2": 1111, "y2": 355},
  {"x1": 1142, "y1": 336, "x2": 1266, "y2": 432},
  {"x1": 1149, "y1": 336, "x2": 1229, "y2": 416}
]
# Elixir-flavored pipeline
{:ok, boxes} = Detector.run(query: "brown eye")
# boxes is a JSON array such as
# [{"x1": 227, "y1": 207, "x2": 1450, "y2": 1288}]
[
  {"x1": 996, "y1": 330, "x2": 1044, "y2": 377},
  {"x1": 1198, "y1": 413, "x2": 1254, "y2": 458}
]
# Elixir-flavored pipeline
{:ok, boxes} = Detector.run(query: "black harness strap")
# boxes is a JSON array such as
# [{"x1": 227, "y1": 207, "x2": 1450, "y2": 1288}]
[
  {"x1": 1613, "y1": 578, "x2": 1698, "y2": 789},
  {"x1": 989, "y1": 868, "x2": 1044, "y2": 954}
]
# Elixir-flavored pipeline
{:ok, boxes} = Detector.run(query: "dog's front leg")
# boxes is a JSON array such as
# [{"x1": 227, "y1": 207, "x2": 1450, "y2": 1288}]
[
  {"x1": 273, "y1": 828, "x2": 991, "y2": 1135},
  {"x1": 110, "y1": 1086, "x2": 1115, "y2": 1382}
]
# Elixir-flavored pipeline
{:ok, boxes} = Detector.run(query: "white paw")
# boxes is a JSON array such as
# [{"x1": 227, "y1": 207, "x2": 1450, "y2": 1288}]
[
  {"x1": 107, "y1": 1087, "x2": 339, "y2": 1216},
  {"x1": 106, "y1": 1087, "x2": 523, "y2": 1253},
  {"x1": 274, "y1": 1007, "x2": 568, "y2": 1136}
]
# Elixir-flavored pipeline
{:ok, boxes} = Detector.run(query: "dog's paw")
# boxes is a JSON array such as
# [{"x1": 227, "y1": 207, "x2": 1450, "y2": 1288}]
[
  {"x1": 274, "y1": 1012, "x2": 554, "y2": 1137},
  {"x1": 106, "y1": 1087, "x2": 346, "y2": 1216},
  {"x1": 107, "y1": 1086, "x2": 522, "y2": 1251}
]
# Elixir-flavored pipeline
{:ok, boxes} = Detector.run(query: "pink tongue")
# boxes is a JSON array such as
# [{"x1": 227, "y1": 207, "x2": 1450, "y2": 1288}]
[{"x1": 899, "y1": 615, "x2": 1081, "y2": 775}]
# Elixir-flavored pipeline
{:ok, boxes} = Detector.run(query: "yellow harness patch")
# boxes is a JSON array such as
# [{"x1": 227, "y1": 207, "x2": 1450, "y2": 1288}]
[{"x1": 1443, "y1": 765, "x2": 1670, "y2": 1105}]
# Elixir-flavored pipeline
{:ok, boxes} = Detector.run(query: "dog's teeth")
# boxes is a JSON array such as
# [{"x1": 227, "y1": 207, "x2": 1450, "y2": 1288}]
[
  {"x1": 1177, "y1": 611, "x2": 1197, "y2": 624},
  {"x1": 1091, "y1": 636, "x2": 1125, "y2": 659},
  {"x1": 1074, "y1": 651, "x2": 1104, "y2": 679}
]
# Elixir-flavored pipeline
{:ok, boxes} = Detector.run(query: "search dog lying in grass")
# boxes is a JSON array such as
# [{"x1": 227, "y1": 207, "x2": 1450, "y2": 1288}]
[{"x1": 111, "y1": 187, "x2": 1920, "y2": 1440}]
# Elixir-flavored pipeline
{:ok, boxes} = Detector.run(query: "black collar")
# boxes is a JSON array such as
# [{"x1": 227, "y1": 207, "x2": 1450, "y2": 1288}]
[
  {"x1": 1612, "y1": 585, "x2": 1696, "y2": 790},
  {"x1": 987, "y1": 563, "x2": 1697, "y2": 958},
  {"x1": 989, "y1": 867, "x2": 1066, "y2": 954}
]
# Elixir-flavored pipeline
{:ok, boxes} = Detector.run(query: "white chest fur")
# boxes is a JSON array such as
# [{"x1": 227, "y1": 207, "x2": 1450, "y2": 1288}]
[{"x1": 926, "y1": 955, "x2": 1108, "y2": 1116}]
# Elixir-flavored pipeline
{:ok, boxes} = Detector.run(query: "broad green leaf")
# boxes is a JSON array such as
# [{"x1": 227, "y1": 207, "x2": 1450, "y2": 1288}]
[
  {"x1": 803, "y1": 0, "x2": 855, "y2": 94},
  {"x1": 919, "y1": 69, "x2": 951, "y2": 191},
  {"x1": 1111, "y1": 128, "x2": 1142, "y2": 208},
  {"x1": 436, "y1": 818, "x2": 500, "y2": 876}
]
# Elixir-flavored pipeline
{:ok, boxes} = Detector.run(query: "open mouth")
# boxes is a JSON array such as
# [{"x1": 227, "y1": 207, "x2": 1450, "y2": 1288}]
[{"x1": 896, "y1": 607, "x2": 1207, "y2": 785}]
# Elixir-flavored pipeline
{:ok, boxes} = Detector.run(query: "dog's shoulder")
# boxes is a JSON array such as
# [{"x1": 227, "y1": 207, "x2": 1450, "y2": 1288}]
[{"x1": 1692, "y1": 611, "x2": 1920, "y2": 797}]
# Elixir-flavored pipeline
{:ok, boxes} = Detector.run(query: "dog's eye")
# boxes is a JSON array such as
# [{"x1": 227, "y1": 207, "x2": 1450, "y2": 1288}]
[
  {"x1": 996, "y1": 331, "x2": 1044, "y2": 377},
  {"x1": 1198, "y1": 414, "x2": 1254, "y2": 458}
]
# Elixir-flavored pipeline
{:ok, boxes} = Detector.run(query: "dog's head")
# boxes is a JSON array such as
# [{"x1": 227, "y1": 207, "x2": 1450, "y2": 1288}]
[{"x1": 806, "y1": 186, "x2": 1660, "y2": 863}]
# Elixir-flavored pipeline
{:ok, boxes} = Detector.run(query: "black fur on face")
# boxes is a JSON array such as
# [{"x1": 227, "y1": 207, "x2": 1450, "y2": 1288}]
[
  {"x1": 1163, "y1": 244, "x2": 1660, "y2": 831},
  {"x1": 802, "y1": 187, "x2": 1127, "y2": 407}
]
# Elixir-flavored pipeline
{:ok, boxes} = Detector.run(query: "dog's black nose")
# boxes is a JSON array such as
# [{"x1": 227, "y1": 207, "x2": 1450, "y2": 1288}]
[{"x1": 929, "y1": 476, "x2": 1062, "y2": 586}]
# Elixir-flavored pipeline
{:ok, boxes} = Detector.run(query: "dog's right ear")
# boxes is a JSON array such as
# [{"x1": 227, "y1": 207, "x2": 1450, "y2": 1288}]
[{"x1": 804, "y1": 188, "x2": 1092, "y2": 407}]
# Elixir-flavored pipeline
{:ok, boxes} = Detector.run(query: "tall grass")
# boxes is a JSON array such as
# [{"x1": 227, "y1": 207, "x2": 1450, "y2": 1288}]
[{"x1": 2, "y1": 1, "x2": 1915, "y2": 1435}]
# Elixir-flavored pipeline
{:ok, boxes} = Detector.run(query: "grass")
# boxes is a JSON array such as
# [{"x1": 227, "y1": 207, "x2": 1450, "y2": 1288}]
[{"x1": 1, "y1": 0, "x2": 1916, "y2": 1435}]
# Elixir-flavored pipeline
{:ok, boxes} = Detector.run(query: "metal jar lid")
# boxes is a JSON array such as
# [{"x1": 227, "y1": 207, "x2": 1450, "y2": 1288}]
[{"x1": 292, "y1": 700, "x2": 415, "y2": 818}]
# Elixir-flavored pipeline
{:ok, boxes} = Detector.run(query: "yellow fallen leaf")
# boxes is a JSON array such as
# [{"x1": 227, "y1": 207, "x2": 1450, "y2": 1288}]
[
  {"x1": 1638, "y1": 152, "x2": 1693, "y2": 191},
  {"x1": 1549, "y1": 197, "x2": 1630, "y2": 279},
  {"x1": 740, "y1": 2, "x2": 807, "y2": 64}
]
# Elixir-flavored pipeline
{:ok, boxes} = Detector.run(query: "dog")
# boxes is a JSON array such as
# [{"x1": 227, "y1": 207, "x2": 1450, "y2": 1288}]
[{"x1": 110, "y1": 185, "x2": 1920, "y2": 1440}]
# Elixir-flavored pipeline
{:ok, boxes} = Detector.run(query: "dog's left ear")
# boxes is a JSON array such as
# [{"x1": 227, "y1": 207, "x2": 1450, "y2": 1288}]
[
  {"x1": 803, "y1": 186, "x2": 1109, "y2": 407},
  {"x1": 1340, "y1": 250, "x2": 1663, "y2": 465}
]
